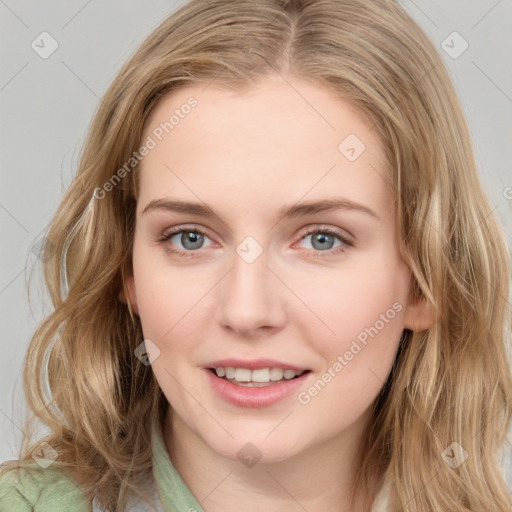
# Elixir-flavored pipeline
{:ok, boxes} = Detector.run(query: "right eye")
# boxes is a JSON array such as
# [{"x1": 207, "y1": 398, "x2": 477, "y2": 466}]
[{"x1": 159, "y1": 225, "x2": 215, "y2": 257}]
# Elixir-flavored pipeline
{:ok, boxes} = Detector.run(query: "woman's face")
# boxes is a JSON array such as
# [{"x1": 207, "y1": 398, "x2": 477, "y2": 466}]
[{"x1": 125, "y1": 74, "x2": 432, "y2": 463}]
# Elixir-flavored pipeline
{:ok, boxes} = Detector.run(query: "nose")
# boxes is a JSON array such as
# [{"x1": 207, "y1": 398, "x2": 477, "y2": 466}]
[{"x1": 215, "y1": 240, "x2": 287, "y2": 338}]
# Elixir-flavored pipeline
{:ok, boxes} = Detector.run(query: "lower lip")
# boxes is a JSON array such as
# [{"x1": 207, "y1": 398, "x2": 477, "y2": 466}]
[{"x1": 204, "y1": 369, "x2": 311, "y2": 408}]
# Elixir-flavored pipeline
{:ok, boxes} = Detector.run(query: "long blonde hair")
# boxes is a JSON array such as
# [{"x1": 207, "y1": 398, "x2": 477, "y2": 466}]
[{"x1": 6, "y1": 0, "x2": 512, "y2": 510}]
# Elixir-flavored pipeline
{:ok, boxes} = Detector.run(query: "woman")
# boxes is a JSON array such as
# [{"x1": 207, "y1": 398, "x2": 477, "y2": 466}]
[{"x1": 1, "y1": 0, "x2": 511, "y2": 510}]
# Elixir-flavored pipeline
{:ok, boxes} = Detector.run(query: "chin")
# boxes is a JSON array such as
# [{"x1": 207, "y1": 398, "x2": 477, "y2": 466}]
[{"x1": 206, "y1": 434, "x2": 304, "y2": 466}]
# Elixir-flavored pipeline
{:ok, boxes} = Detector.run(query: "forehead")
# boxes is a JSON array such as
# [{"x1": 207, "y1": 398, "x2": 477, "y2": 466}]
[{"x1": 138, "y1": 75, "x2": 391, "y2": 214}]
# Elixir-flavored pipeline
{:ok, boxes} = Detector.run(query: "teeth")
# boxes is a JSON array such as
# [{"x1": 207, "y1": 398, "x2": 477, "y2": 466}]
[
  {"x1": 234, "y1": 368, "x2": 252, "y2": 382},
  {"x1": 270, "y1": 368, "x2": 284, "y2": 381},
  {"x1": 252, "y1": 368, "x2": 270, "y2": 382},
  {"x1": 283, "y1": 369, "x2": 297, "y2": 379},
  {"x1": 214, "y1": 367, "x2": 305, "y2": 383}
]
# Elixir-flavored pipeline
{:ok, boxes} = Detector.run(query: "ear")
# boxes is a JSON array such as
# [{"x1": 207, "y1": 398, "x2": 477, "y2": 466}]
[
  {"x1": 118, "y1": 270, "x2": 139, "y2": 316},
  {"x1": 402, "y1": 292, "x2": 436, "y2": 331}
]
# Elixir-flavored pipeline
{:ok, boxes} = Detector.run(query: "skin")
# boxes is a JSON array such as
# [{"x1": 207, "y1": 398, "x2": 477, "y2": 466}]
[{"x1": 122, "y1": 73, "x2": 434, "y2": 512}]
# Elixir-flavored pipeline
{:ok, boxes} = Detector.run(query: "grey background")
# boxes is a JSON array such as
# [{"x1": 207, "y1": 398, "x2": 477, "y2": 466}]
[{"x1": 1, "y1": 0, "x2": 511, "y2": 482}]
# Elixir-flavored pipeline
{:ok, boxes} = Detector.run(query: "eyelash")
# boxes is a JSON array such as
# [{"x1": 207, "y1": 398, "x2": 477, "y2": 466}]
[{"x1": 158, "y1": 225, "x2": 353, "y2": 259}]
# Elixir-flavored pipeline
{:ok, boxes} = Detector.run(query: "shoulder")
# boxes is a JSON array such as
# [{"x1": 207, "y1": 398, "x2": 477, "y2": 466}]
[{"x1": 0, "y1": 459, "x2": 91, "y2": 512}]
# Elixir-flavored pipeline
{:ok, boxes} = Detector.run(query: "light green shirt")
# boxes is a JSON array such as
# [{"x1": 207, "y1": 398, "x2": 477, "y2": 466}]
[{"x1": 0, "y1": 424, "x2": 389, "y2": 511}]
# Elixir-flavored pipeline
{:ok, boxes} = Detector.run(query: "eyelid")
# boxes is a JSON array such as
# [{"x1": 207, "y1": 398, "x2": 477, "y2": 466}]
[
  {"x1": 296, "y1": 224, "x2": 353, "y2": 243},
  {"x1": 160, "y1": 224, "x2": 216, "y2": 247},
  {"x1": 161, "y1": 223, "x2": 212, "y2": 239}
]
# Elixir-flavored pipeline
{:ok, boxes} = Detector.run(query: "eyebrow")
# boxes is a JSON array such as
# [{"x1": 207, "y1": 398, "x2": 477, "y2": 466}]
[{"x1": 141, "y1": 197, "x2": 380, "y2": 221}]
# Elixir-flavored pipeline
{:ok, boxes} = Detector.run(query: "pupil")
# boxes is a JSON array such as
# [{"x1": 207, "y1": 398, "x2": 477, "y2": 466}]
[
  {"x1": 183, "y1": 231, "x2": 203, "y2": 249},
  {"x1": 313, "y1": 233, "x2": 333, "y2": 250}
]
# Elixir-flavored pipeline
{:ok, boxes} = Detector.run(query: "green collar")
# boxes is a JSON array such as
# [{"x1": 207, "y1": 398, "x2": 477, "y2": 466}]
[{"x1": 152, "y1": 423, "x2": 205, "y2": 512}]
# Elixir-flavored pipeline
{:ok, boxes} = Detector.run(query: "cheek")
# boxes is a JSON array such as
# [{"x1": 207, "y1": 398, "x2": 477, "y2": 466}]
[
  {"x1": 132, "y1": 249, "x2": 215, "y2": 346},
  {"x1": 297, "y1": 268, "x2": 406, "y2": 424},
  {"x1": 134, "y1": 276, "x2": 190, "y2": 342},
  {"x1": 131, "y1": 242, "x2": 180, "y2": 339},
  {"x1": 301, "y1": 262, "x2": 408, "y2": 339},
  {"x1": 300, "y1": 262, "x2": 408, "y2": 398}
]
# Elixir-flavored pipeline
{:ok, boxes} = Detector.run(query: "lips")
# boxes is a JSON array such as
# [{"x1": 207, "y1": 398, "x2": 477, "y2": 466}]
[{"x1": 203, "y1": 359, "x2": 313, "y2": 408}]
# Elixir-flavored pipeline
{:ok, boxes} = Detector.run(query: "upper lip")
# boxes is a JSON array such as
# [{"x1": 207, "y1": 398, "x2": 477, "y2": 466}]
[{"x1": 205, "y1": 358, "x2": 309, "y2": 372}]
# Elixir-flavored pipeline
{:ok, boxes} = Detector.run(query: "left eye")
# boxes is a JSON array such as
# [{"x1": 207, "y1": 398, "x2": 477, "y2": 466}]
[{"x1": 299, "y1": 229, "x2": 343, "y2": 251}]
